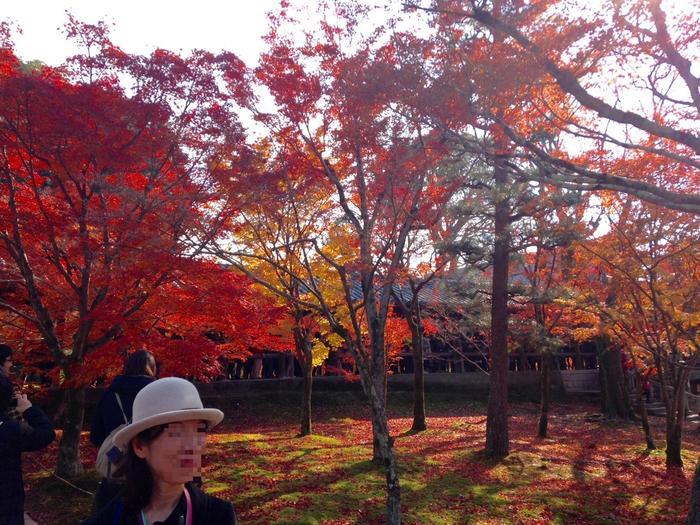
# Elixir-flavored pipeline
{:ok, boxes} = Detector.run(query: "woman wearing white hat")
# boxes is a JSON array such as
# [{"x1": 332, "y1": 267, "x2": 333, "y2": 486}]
[{"x1": 82, "y1": 377, "x2": 237, "y2": 525}]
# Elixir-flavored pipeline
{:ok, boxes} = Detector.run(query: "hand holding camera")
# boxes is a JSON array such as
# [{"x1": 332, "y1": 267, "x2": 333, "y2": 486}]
[{"x1": 14, "y1": 393, "x2": 32, "y2": 415}]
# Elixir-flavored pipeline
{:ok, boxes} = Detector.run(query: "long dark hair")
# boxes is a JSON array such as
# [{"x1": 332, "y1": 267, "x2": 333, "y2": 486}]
[
  {"x1": 0, "y1": 343, "x2": 12, "y2": 368},
  {"x1": 123, "y1": 424, "x2": 167, "y2": 510},
  {"x1": 123, "y1": 350, "x2": 156, "y2": 377}
]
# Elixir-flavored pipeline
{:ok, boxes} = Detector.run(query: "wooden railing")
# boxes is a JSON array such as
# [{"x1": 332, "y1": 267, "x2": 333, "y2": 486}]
[
  {"x1": 648, "y1": 379, "x2": 700, "y2": 419},
  {"x1": 687, "y1": 391, "x2": 700, "y2": 416}
]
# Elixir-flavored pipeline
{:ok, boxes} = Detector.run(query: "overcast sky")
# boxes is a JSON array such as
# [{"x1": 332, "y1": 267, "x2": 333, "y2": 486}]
[{"x1": 3, "y1": 0, "x2": 280, "y2": 67}]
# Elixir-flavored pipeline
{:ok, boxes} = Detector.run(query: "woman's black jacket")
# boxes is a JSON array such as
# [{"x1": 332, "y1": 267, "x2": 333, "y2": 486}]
[
  {"x1": 81, "y1": 483, "x2": 237, "y2": 525},
  {"x1": 89, "y1": 374, "x2": 155, "y2": 448}
]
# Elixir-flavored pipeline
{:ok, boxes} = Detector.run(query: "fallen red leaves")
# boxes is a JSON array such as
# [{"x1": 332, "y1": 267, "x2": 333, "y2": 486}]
[{"x1": 22, "y1": 399, "x2": 699, "y2": 524}]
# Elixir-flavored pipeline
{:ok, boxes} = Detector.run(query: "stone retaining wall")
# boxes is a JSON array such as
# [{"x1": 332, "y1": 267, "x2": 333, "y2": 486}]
[{"x1": 43, "y1": 371, "x2": 564, "y2": 419}]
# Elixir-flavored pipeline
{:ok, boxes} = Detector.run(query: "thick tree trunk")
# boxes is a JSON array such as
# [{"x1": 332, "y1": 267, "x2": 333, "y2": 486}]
[
  {"x1": 688, "y1": 460, "x2": 700, "y2": 524},
  {"x1": 538, "y1": 352, "x2": 552, "y2": 438},
  {"x1": 410, "y1": 324, "x2": 427, "y2": 432},
  {"x1": 486, "y1": 157, "x2": 510, "y2": 458},
  {"x1": 598, "y1": 344, "x2": 632, "y2": 419},
  {"x1": 56, "y1": 386, "x2": 85, "y2": 477}
]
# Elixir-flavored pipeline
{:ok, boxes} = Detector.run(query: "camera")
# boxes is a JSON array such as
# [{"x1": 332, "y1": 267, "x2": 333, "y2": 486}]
[{"x1": 8, "y1": 383, "x2": 21, "y2": 408}]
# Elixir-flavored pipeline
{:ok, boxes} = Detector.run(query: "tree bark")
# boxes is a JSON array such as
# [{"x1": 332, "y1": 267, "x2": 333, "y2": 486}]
[
  {"x1": 635, "y1": 374, "x2": 656, "y2": 450},
  {"x1": 598, "y1": 344, "x2": 632, "y2": 419},
  {"x1": 666, "y1": 417, "x2": 683, "y2": 468},
  {"x1": 410, "y1": 321, "x2": 427, "y2": 432},
  {"x1": 486, "y1": 155, "x2": 510, "y2": 458},
  {"x1": 538, "y1": 352, "x2": 552, "y2": 438},
  {"x1": 300, "y1": 359, "x2": 313, "y2": 436},
  {"x1": 294, "y1": 322, "x2": 314, "y2": 437},
  {"x1": 367, "y1": 380, "x2": 401, "y2": 525},
  {"x1": 666, "y1": 387, "x2": 686, "y2": 468},
  {"x1": 55, "y1": 385, "x2": 85, "y2": 477},
  {"x1": 371, "y1": 400, "x2": 390, "y2": 463}
]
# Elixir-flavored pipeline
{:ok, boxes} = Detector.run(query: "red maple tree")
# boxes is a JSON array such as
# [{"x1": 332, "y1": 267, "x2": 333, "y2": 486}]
[{"x1": 0, "y1": 20, "x2": 270, "y2": 476}]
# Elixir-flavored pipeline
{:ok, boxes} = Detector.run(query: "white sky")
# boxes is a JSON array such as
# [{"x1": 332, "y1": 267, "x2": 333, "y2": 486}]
[{"x1": 2, "y1": 0, "x2": 281, "y2": 67}]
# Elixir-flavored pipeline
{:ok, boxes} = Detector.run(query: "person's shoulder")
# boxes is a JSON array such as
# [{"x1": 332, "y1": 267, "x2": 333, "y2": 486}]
[
  {"x1": 111, "y1": 374, "x2": 154, "y2": 394},
  {"x1": 188, "y1": 484, "x2": 236, "y2": 523},
  {"x1": 80, "y1": 496, "x2": 128, "y2": 525}
]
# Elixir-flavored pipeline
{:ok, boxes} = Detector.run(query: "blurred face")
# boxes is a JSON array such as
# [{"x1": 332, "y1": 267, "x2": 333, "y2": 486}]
[{"x1": 133, "y1": 420, "x2": 208, "y2": 485}]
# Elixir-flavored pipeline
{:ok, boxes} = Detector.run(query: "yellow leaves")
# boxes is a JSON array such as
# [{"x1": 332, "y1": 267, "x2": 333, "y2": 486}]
[
  {"x1": 586, "y1": 213, "x2": 700, "y2": 360},
  {"x1": 311, "y1": 339, "x2": 330, "y2": 367},
  {"x1": 324, "y1": 331, "x2": 344, "y2": 349},
  {"x1": 309, "y1": 318, "x2": 344, "y2": 366},
  {"x1": 569, "y1": 327, "x2": 600, "y2": 343}
]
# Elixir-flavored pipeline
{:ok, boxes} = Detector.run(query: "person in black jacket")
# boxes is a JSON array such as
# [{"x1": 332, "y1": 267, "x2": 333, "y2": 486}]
[
  {"x1": 91, "y1": 350, "x2": 157, "y2": 512},
  {"x1": 0, "y1": 346, "x2": 56, "y2": 525},
  {"x1": 90, "y1": 350, "x2": 157, "y2": 448},
  {"x1": 82, "y1": 377, "x2": 236, "y2": 525}
]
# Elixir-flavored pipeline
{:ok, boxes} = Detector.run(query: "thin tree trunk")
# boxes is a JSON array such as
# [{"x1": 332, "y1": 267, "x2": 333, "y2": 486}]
[
  {"x1": 294, "y1": 322, "x2": 313, "y2": 437},
  {"x1": 358, "y1": 356, "x2": 390, "y2": 464},
  {"x1": 538, "y1": 352, "x2": 552, "y2": 438},
  {"x1": 56, "y1": 385, "x2": 85, "y2": 477},
  {"x1": 666, "y1": 417, "x2": 683, "y2": 468},
  {"x1": 410, "y1": 322, "x2": 427, "y2": 432},
  {"x1": 636, "y1": 374, "x2": 656, "y2": 450},
  {"x1": 356, "y1": 355, "x2": 401, "y2": 523},
  {"x1": 666, "y1": 388, "x2": 685, "y2": 468},
  {"x1": 665, "y1": 366, "x2": 690, "y2": 468},
  {"x1": 365, "y1": 316, "x2": 391, "y2": 464},
  {"x1": 486, "y1": 155, "x2": 510, "y2": 458},
  {"x1": 392, "y1": 287, "x2": 428, "y2": 433},
  {"x1": 370, "y1": 388, "x2": 388, "y2": 463},
  {"x1": 300, "y1": 360, "x2": 313, "y2": 436},
  {"x1": 368, "y1": 382, "x2": 401, "y2": 525},
  {"x1": 371, "y1": 402, "x2": 390, "y2": 463}
]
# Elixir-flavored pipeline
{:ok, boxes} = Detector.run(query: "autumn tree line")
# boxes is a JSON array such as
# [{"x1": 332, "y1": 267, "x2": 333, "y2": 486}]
[{"x1": 1, "y1": 1, "x2": 698, "y2": 523}]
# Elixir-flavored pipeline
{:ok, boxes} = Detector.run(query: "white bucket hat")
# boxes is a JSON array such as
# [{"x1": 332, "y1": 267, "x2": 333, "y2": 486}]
[{"x1": 113, "y1": 377, "x2": 224, "y2": 448}]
